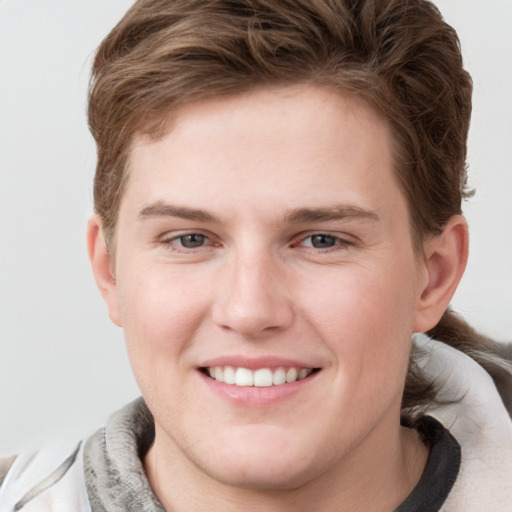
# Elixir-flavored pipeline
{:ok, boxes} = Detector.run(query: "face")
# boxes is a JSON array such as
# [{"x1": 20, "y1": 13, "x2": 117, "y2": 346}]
[{"x1": 105, "y1": 85, "x2": 430, "y2": 489}]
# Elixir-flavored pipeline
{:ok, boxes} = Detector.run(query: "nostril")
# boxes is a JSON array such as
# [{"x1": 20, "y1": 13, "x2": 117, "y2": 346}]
[{"x1": 212, "y1": 301, "x2": 295, "y2": 338}]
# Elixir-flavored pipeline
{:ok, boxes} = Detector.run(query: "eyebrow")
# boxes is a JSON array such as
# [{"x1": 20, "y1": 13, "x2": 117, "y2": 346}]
[
  {"x1": 138, "y1": 201, "x2": 217, "y2": 222},
  {"x1": 138, "y1": 201, "x2": 379, "y2": 224},
  {"x1": 284, "y1": 205, "x2": 379, "y2": 224}
]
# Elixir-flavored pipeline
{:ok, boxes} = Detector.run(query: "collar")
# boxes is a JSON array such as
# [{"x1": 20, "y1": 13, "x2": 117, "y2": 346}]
[
  {"x1": 83, "y1": 398, "x2": 164, "y2": 512},
  {"x1": 413, "y1": 334, "x2": 512, "y2": 511}
]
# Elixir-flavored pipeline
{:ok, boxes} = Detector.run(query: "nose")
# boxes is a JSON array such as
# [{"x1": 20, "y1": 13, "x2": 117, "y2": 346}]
[{"x1": 211, "y1": 251, "x2": 294, "y2": 338}]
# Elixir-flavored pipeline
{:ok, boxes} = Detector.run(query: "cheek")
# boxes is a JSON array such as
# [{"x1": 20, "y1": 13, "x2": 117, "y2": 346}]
[
  {"x1": 302, "y1": 262, "x2": 416, "y2": 333},
  {"x1": 299, "y1": 263, "x2": 417, "y2": 379},
  {"x1": 115, "y1": 263, "x2": 212, "y2": 376}
]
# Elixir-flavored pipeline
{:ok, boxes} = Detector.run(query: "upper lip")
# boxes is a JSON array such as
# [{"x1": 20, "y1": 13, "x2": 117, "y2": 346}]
[{"x1": 199, "y1": 355, "x2": 320, "y2": 370}]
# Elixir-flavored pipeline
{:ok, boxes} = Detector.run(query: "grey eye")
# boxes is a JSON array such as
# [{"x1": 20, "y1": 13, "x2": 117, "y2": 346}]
[
  {"x1": 310, "y1": 234, "x2": 337, "y2": 248},
  {"x1": 179, "y1": 234, "x2": 206, "y2": 248}
]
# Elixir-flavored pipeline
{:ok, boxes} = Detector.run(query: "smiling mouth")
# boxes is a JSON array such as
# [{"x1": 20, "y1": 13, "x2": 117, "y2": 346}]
[{"x1": 200, "y1": 366, "x2": 321, "y2": 387}]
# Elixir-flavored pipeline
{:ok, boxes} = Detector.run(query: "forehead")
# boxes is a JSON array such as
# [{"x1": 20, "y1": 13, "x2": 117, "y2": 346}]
[
  {"x1": 123, "y1": 85, "x2": 405, "y2": 226},
  {"x1": 137, "y1": 85, "x2": 389, "y2": 156}
]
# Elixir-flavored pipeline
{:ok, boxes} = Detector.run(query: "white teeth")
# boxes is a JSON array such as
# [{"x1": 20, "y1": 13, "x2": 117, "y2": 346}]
[
  {"x1": 224, "y1": 366, "x2": 236, "y2": 385},
  {"x1": 254, "y1": 368, "x2": 273, "y2": 387},
  {"x1": 235, "y1": 367, "x2": 253, "y2": 386},
  {"x1": 205, "y1": 365, "x2": 315, "y2": 387},
  {"x1": 297, "y1": 368, "x2": 309, "y2": 380},
  {"x1": 273, "y1": 367, "x2": 286, "y2": 385},
  {"x1": 214, "y1": 366, "x2": 224, "y2": 383},
  {"x1": 286, "y1": 367, "x2": 298, "y2": 383}
]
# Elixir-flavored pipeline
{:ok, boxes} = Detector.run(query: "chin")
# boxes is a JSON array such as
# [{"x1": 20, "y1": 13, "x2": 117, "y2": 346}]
[
  {"x1": 196, "y1": 427, "x2": 324, "y2": 491},
  {"x1": 208, "y1": 457, "x2": 316, "y2": 491}
]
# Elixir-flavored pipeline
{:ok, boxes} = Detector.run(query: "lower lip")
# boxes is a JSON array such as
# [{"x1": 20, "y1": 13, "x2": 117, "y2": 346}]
[{"x1": 199, "y1": 370, "x2": 319, "y2": 407}]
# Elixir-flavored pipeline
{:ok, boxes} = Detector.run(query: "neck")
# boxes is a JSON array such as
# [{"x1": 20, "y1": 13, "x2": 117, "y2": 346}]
[{"x1": 144, "y1": 421, "x2": 428, "y2": 512}]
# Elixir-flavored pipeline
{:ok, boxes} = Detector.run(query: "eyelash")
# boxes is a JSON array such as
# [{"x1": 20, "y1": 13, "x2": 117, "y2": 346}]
[
  {"x1": 158, "y1": 231, "x2": 354, "y2": 253},
  {"x1": 294, "y1": 233, "x2": 355, "y2": 252},
  {"x1": 159, "y1": 232, "x2": 217, "y2": 252}
]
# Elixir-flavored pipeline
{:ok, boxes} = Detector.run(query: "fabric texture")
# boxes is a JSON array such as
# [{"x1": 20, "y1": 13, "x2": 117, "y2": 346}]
[
  {"x1": 395, "y1": 416, "x2": 460, "y2": 512},
  {"x1": 0, "y1": 440, "x2": 90, "y2": 512},
  {"x1": 1, "y1": 335, "x2": 511, "y2": 511},
  {"x1": 83, "y1": 400, "x2": 163, "y2": 512},
  {"x1": 413, "y1": 334, "x2": 512, "y2": 510}
]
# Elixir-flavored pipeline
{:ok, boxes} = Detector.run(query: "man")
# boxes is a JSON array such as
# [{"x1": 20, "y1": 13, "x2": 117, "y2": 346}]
[{"x1": 1, "y1": 1, "x2": 511, "y2": 510}]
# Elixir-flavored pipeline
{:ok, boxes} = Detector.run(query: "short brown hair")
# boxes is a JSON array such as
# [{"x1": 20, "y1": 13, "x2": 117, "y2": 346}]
[
  {"x1": 88, "y1": 0, "x2": 485, "y2": 422},
  {"x1": 88, "y1": 0, "x2": 472, "y2": 250}
]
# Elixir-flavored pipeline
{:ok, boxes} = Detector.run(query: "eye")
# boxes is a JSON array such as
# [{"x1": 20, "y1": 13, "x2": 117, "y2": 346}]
[
  {"x1": 177, "y1": 233, "x2": 207, "y2": 248},
  {"x1": 308, "y1": 234, "x2": 337, "y2": 249},
  {"x1": 297, "y1": 233, "x2": 352, "y2": 250},
  {"x1": 159, "y1": 232, "x2": 215, "y2": 252}
]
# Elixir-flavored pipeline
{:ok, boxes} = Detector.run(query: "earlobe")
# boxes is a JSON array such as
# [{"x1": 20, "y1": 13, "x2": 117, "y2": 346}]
[
  {"x1": 87, "y1": 215, "x2": 122, "y2": 327},
  {"x1": 413, "y1": 215, "x2": 469, "y2": 333}
]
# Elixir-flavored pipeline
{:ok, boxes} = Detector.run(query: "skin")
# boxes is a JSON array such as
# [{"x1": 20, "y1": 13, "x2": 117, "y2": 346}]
[{"x1": 88, "y1": 85, "x2": 468, "y2": 511}]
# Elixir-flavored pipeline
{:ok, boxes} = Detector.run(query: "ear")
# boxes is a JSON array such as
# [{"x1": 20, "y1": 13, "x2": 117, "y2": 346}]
[
  {"x1": 413, "y1": 215, "x2": 469, "y2": 333},
  {"x1": 87, "y1": 214, "x2": 122, "y2": 327}
]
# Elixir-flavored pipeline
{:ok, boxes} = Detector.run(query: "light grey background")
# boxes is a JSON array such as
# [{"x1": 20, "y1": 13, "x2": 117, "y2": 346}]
[{"x1": 1, "y1": 0, "x2": 511, "y2": 456}]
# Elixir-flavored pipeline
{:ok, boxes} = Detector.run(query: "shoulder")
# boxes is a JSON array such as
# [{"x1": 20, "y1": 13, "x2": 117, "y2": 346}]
[
  {"x1": 0, "y1": 398, "x2": 155, "y2": 512},
  {"x1": 0, "y1": 456, "x2": 17, "y2": 488},
  {"x1": 0, "y1": 440, "x2": 91, "y2": 512},
  {"x1": 414, "y1": 335, "x2": 512, "y2": 511}
]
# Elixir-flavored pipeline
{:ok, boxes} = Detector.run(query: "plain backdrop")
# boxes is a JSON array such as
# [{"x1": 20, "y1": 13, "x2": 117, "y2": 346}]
[{"x1": 1, "y1": 0, "x2": 511, "y2": 456}]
